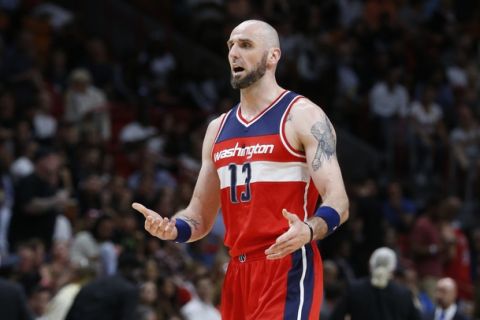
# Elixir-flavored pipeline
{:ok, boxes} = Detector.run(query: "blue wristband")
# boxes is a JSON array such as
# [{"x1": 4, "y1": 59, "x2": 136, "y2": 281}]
[
  {"x1": 174, "y1": 218, "x2": 192, "y2": 243},
  {"x1": 314, "y1": 206, "x2": 340, "y2": 235}
]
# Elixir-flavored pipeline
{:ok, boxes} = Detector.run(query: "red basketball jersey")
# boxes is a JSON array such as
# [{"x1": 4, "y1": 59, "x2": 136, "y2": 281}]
[{"x1": 212, "y1": 90, "x2": 319, "y2": 257}]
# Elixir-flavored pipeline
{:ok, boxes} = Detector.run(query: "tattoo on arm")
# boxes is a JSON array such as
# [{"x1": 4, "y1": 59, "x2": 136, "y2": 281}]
[
  {"x1": 310, "y1": 117, "x2": 336, "y2": 171},
  {"x1": 178, "y1": 216, "x2": 200, "y2": 230}
]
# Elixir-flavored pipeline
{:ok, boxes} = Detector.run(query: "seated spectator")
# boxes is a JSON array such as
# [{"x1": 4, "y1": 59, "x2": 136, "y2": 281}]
[
  {"x1": 28, "y1": 286, "x2": 51, "y2": 320},
  {"x1": 409, "y1": 85, "x2": 447, "y2": 180},
  {"x1": 136, "y1": 281, "x2": 158, "y2": 320},
  {"x1": 410, "y1": 197, "x2": 445, "y2": 299},
  {"x1": 8, "y1": 148, "x2": 71, "y2": 252},
  {"x1": 44, "y1": 262, "x2": 95, "y2": 320},
  {"x1": 383, "y1": 181, "x2": 417, "y2": 233},
  {"x1": 181, "y1": 275, "x2": 220, "y2": 320},
  {"x1": 449, "y1": 106, "x2": 480, "y2": 199},
  {"x1": 369, "y1": 68, "x2": 409, "y2": 174},
  {"x1": 70, "y1": 213, "x2": 117, "y2": 277},
  {"x1": 64, "y1": 69, "x2": 111, "y2": 141}
]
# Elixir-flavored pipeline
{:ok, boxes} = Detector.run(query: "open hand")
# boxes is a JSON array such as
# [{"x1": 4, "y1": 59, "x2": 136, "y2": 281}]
[
  {"x1": 265, "y1": 209, "x2": 310, "y2": 260},
  {"x1": 132, "y1": 202, "x2": 178, "y2": 240}
]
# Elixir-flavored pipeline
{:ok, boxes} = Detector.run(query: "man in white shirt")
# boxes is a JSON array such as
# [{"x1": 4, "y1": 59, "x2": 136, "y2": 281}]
[
  {"x1": 369, "y1": 68, "x2": 409, "y2": 173},
  {"x1": 181, "y1": 276, "x2": 220, "y2": 320}
]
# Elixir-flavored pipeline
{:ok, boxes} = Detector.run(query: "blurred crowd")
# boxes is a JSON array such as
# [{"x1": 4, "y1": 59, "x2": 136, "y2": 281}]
[{"x1": 0, "y1": 0, "x2": 479, "y2": 319}]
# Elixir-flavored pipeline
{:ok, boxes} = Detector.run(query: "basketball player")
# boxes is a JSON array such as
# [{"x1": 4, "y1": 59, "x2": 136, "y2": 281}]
[{"x1": 133, "y1": 20, "x2": 349, "y2": 319}]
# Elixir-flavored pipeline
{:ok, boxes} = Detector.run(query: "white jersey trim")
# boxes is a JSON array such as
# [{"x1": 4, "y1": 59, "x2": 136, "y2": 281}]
[
  {"x1": 217, "y1": 161, "x2": 308, "y2": 189},
  {"x1": 236, "y1": 90, "x2": 290, "y2": 127},
  {"x1": 211, "y1": 110, "x2": 232, "y2": 160},
  {"x1": 296, "y1": 178, "x2": 311, "y2": 319},
  {"x1": 297, "y1": 246, "x2": 307, "y2": 320},
  {"x1": 279, "y1": 96, "x2": 307, "y2": 159}
]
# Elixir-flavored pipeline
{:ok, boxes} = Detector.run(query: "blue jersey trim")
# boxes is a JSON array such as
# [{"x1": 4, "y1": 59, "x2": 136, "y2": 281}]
[{"x1": 216, "y1": 91, "x2": 299, "y2": 143}]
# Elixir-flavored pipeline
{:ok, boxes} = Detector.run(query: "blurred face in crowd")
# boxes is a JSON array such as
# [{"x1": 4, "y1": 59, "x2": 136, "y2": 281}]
[
  {"x1": 435, "y1": 278, "x2": 457, "y2": 309},
  {"x1": 36, "y1": 153, "x2": 62, "y2": 184},
  {"x1": 227, "y1": 20, "x2": 280, "y2": 89},
  {"x1": 18, "y1": 245, "x2": 36, "y2": 273},
  {"x1": 196, "y1": 277, "x2": 214, "y2": 303},
  {"x1": 0, "y1": 92, "x2": 15, "y2": 120},
  {"x1": 421, "y1": 86, "x2": 437, "y2": 109},
  {"x1": 140, "y1": 281, "x2": 158, "y2": 304},
  {"x1": 29, "y1": 288, "x2": 51, "y2": 317},
  {"x1": 52, "y1": 240, "x2": 70, "y2": 262},
  {"x1": 387, "y1": 182, "x2": 402, "y2": 201},
  {"x1": 72, "y1": 79, "x2": 88, "y2": 93}
]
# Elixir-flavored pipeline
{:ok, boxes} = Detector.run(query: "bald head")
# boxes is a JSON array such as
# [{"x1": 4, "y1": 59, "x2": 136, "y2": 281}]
[
  {"x1": 227, "y1": 20, "x2": 282, "y2": 89},
  {"x1": 435, "y1": 277, "x2": 457, "y2": 309},
  {"x1": 232, "y1": 20, "x2": 280, "y2": 50}
]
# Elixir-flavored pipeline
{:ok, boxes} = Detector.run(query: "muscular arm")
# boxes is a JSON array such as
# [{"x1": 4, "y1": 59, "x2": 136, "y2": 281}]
[
  {"x1": 293, "y1": 100, "x2": 349, "y2": 240},
  {"x1": 171, "y1": 117, "x2": 222, "y2": 241},
  {"x1": 132, "y1": 116, "x2": 222, "y2": 242},
  {"x1": 265, "y1": 99, "x2": 349, "y2": 259}
]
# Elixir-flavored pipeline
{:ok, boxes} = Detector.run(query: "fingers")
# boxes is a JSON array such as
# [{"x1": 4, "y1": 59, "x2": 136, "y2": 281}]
[
  {"x1": 132, "y1": 202, "x2": 152, "y2": 218},
  {"x1": 282, "y1": 208, "x2": 299, "y2": 226},
  {"x1": 144, "y1": 216, "x2": 177, "y2": 240},
  {"x1": 265, "y1": 232, "x2": 295, "y2": 259},
  {"x1": 134, "y1": 202, "x2": 177, "y2": 240},
  {"x1": 265, "y1": 241, "x2": 296, "y2": 260},
  {"x1": 266, "y1": 210, "x2": 306, "y2": 260},
  {"x1": 132, "y1": 202, "x2": 162, "y2": 220}
]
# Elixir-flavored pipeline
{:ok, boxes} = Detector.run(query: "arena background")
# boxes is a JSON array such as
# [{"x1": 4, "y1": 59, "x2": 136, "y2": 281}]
[{"x1": 0, "y1": 0, "x2": 479, "y2": 319}]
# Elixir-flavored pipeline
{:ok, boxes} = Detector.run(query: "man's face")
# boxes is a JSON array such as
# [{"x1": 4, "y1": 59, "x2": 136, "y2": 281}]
[
  {"x1": 435, "y1": 281, "x2": 456, "y2": 309},
  {"x1": 227, "y1": 25, "x2": 269, "y2": 89}
]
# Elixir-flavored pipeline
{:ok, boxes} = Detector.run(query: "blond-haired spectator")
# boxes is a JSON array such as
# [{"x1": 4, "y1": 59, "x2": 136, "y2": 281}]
[{"x1": 64, "y1": 69, "x2": 110, "y2": 141}]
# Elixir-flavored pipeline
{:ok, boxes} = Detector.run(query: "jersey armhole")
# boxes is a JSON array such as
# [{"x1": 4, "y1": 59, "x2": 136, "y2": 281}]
[
  {"x1": 279, "y1": 96, "x2": 306, "y2": 158},
  {"x1": 210, "y1": 111, "x2": 231, "y2": 160}
]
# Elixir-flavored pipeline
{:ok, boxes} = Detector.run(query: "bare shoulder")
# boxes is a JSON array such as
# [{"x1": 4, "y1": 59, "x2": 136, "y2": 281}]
[
  {"x1": 289, "y1": 98, "x2": 326, "y2": 127},
  {"x1": 202, "y1": 113, "x2": 227, "y2": 159},
  {"x1": 205, "y1": 113, "x2": 227, "y2": 138},
  {"x1": 288, "y1": 97, "x2": 335, "y2": 135}
]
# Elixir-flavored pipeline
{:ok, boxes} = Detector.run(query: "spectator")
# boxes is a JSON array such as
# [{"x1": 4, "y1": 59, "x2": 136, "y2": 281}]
[
  {"x1": 64, "y1": 68, "x2": 111, "y2": 141},
  {"x1": 383, "y1": 181, "x2": 417, "y2": 234},
  {"x1": 136, "y1": 281, "x2": 158, "y2": 320},
  {"x1": 396, "y1": 268, "x2": 434, "y2": 317},
  {"x1": 31, "y1": 90, "x2": 57, "y2": 145},
  {"x1": 409, "y1": 85, "x2": 447, "y2": 181},
  {"x1": 28, "y1": 286, "x2": 51, "y2": 320},
  {"x1": 8, "y1": 148, "x2": 71, "y2": 252},
  {"x1": 320, "y1": 260, "x2": 344, "y2": 320},
  {"x1": 369, "y1": 68, "x2": 409, "y2": 174},
  {"x1": 0, "y1": 144, "x2": 14, "y2": 259},
  {"x1": 65, "y1": 252, "x2": 140, "y2": 320},
  {"x1": 0, "y1": 277, "x2": 33, "y2": 320},
  {"x1": 330, "y1": 247, "x2": 421, "y2": 320},
  {"x1": 181, "y1": 275, "x2": 221, "y2": 320},
  {"x1": 438, "y1": 197, "x2": 473, "y2": 301},
  {"x1": 70, "y1": 213, "x2": 117, "y2": 277},
  {"x1": 43, "y1": 262, "x2": 95, "y2": 320},
  {"x1": 449, "y1": 106, "x2": 480, "y2": 199},
  {"x1": 424, "y1": 277, "x2": 470, "y2": 320},
  {"x1": 410, "y1": 198, "x2": 444, "y2": 299}
]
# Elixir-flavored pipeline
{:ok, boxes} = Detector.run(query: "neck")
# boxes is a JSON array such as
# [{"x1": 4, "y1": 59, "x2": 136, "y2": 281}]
[{"x1": 239, "y1": 74, "x2": 283, "y2": 118}]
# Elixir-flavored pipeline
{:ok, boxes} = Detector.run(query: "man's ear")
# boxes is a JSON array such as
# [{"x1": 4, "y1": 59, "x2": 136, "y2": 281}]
[{"x1": 269, "y1": 47, "x2": 281, "y2": 65}]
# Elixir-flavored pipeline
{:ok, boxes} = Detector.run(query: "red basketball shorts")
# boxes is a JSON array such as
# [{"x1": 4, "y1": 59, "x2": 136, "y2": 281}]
[{"x1": 220, "y1": 243, "x2": 323, "y2": 320}]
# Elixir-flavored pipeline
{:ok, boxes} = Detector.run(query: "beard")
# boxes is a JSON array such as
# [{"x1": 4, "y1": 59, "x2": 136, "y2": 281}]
[{"x1": 230, "y1": 52, "x2": 268, "y2": 89}]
